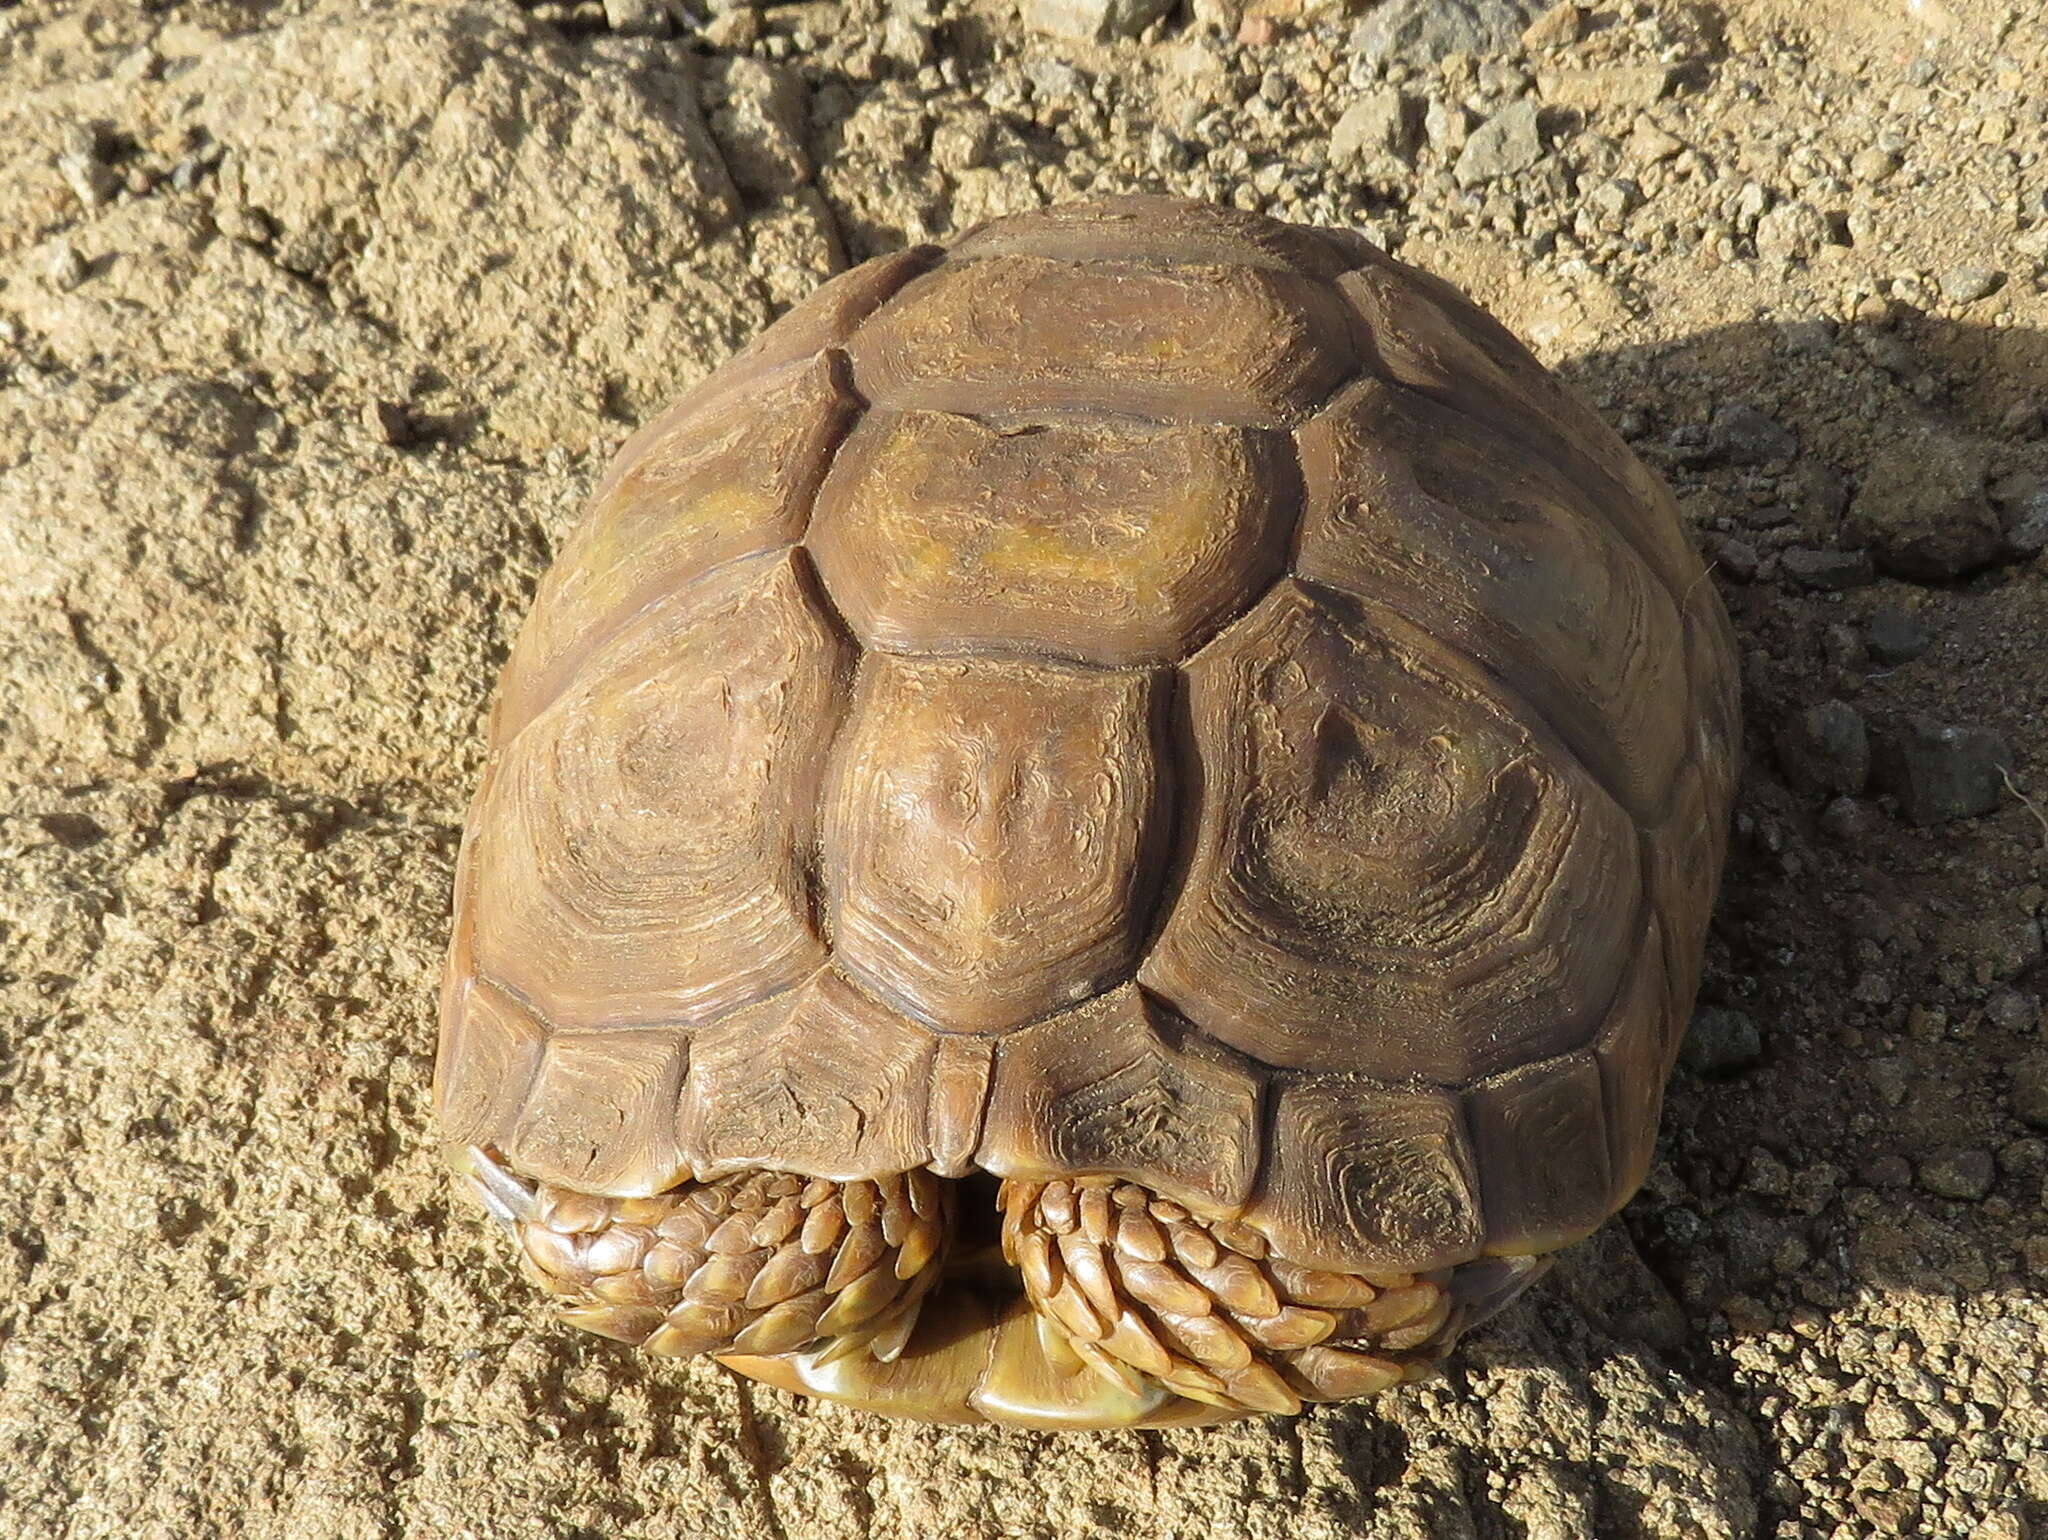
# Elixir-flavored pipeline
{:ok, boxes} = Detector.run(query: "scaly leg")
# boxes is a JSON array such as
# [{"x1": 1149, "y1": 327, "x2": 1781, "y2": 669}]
[{"x1": 457, "y1": 1146, "x2": 951, "y2": 1363}]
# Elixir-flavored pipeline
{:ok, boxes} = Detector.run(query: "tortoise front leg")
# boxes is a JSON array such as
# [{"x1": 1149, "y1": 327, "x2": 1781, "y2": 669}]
[
  {"x1": 458, "y1": 1146, "x2": 950, "y2": 1362},
  {"x1": 999, "y1": 1176, "x2": 1538, "y2": 1413}
]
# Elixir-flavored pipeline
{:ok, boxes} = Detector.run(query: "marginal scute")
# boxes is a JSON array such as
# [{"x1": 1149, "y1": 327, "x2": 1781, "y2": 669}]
[
  {"x1": 1337, "y1": 256, "x2": 1704, "y2": 601},
  {"x1": 507, "y1": 1027, "x2": 689, "y2": 1195},
  {"x1": 808, "y1": 408, "x2": 1296, "y2": 666},
  {"x1": 1685, "y1": 600, "x2": 1744, "y2": 824},
  {"x1": 1593, "y1": 920, "x2": 1674, "y2": 1208},
  {"x1": 978, "y1": 987, "x2": 1265, "y2": 1212},
  {"x1": 1141, "y1": 581, "x2": 1642, "y2": 1083},
  {"x1": 434, "y1": 973, "x2": 546, "y2": 1151},
  {"x1": 470, "y1": 552, "x2": 849, "y2": 1033},
  {"x1": 844, "y1": 254, "x2": 1358, "y2": 426},
  {"x1": 949, "y1": 192, "x2": 1358, "y2": 281},
  {"x1": 929, "y1": 1036, "x2": 996, "y2": 1178},
  {"x1": 1466, "y1": 1049, "x2": 1612, "y2": 1255},
  {"x1": 1296, "y1": 376, "x2": 1688, "y2": 821},
  {"x1": 688, "y1": 244, "x2": 942, "y2": 421},
  {"x1": 1649, "y1": 763, "x2": 1722, "y2": 1032},
  {"x1": 1253, "y1": 1076, "x2": 1484, "y2": 1274},
  {"x1": 679, "y1": 969, "x2": 934, "y2": 1180},
  {"x1": 492, "y1": 353, "x2": 857, "y2": 746},
  {"x1": 824, "y1": 654, "x2": 1165, "y2": 1033}
]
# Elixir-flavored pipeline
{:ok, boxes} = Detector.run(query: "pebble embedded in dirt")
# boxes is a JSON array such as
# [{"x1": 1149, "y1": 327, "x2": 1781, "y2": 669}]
[
  {"x1": 1023, "y1": 0, "x2": 1172, "y2": 40},
  {"x1": 1872, "y1": 715, "x2": 2013, "y2": 826},
  {"x1": 1330, "y1": 89, "x2": 1419, "y2": 167},
  {"x1": 1455, "y1": 98, "x2": 1544, "y2": 186},
  {"x1": 1682, "y1": 1005, "x2": 1764, "y2": 1075},
  {"x1": 2013, "y1": 1057, "x2": 2048, "y2": 1130},
  {"x1": 1919, "y1": 1148, "x2": 1997, "y2": 1201},
  {"x1": 1847, "y1": 429, "x2": 2004, "y2": 582},
  {"x1": 1780, "y1": 546, "x2": 1876, "y2": 591},
  {"x1": 1354, "y1": 0, "x2": 1536, "y2": 66},
  {"x1": 1866, "y1": 606, "x2": 1933, "y2": 666},
  {"x1": 1705, "y1": 401, "x2": 1798, "y2": 466},
  {"x1": 1775, "y1": 701, "x2": 1870, "y2": 797}
]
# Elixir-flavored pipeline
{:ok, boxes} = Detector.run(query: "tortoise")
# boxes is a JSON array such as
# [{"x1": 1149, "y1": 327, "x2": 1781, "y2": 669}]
[{"x1": 435, "y1": 194, "x2": 1739, "y2": 1429}]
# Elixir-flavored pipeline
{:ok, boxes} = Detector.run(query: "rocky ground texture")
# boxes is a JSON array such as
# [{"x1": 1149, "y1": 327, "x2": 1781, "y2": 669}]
[{"x1": 3, "y1": 0, "x2": 2047, "y2": 1535}]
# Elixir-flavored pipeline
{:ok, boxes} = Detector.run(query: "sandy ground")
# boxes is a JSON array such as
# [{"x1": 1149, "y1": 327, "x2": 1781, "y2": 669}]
[{"x1": 3, "y1": 0, "x2": 2046, "y2": 1535}]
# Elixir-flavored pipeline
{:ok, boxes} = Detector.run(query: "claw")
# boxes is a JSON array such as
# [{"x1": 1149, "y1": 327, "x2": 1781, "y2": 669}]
[{"x1": 452, "y1": 1144, "x2": 537, "y2": 1229}]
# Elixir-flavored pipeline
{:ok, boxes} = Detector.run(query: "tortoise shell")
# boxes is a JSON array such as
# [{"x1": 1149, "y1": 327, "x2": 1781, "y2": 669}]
[{"x1": 435, "y1": 195, "x2": 1739, "y2": 1426}]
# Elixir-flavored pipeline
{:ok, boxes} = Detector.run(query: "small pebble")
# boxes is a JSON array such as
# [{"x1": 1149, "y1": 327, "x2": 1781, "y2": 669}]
[
  {"x1": 364, "y1": 400, "x2": 415, "y2": 447},
  {"x1": 1939, "y1": 267, "x2": 2004, "y2": 305},
  {"x1": 1775, "y1": 700, "x2": 1870, "y2": 797},
  {"x1": 2011, "y1": 1056, "x2": 2048, "y2": 1130},
  {"x1": 1681, "y1": 1005, "x2": 1763, "y2": 1075},
  {"x1": 1711, "y1": 536, "x2": 1760, "y2": 583},
  {"x1": 1865, "y1": 606, "x2": 1931, "y2": 666},
  {"x1": 1780, "y1": 547, "x2": 1875, "y2": 591},
  {"x1": 1454, "y1": 100, "x2": 1543, "y2": 187},
  {"x1": 1520, "y1": 1, "x2": 1583, "y2": 51},
  {"x1": 46, "y1": 242, "x2": 87, "y2": 291},
  {"x1": 1818, "y1": 795, "x2": 1879, "y2": 841},
  {"x1": 1984, "y1": 989, "x2": 2038, "y2": 1033},
  {"x1": 1026, "y1": 0, "x2": 1171, "y2": 39},
  {"x1": 602, "y1": 0, "x2": 670, "y2": 34},
  {"x1": 1846, "y1": 429, "x2": 2001, "y2": 582},
  {"x1": 1871, "y1": 715, "x2": 2012, "y2": 826},
  {"x1": 1918, "y1": 1148, "x2": 1995, "y2": 1202},
  {"x1": 1330, "y1": 90, "x2": 1418, "y2": 167},
  {"x1": 1706, "y1": 402, "x2": 1798, "y2": 466}
]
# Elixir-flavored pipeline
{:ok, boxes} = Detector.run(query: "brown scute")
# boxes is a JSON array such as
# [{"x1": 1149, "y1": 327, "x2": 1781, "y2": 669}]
[
  {"x1": 1141, "y1": 581, "x2": 1643, "y2": 1084},
  {"x1": 1466, "y1": 1050, "x2": 1613, "y2": 1256},
  {"x1": 437, "y1": 196, "x2": 1741, "y2": 1416},
  {"x1": 1296, "y1": 376, "x2": 1689, "y2": 822},
  {"x1": 808, "y1": 408, "x2": 1298, "y2": 666},
  {"x1": 684, "y1": 243, "x2": 943, "y2": 423},
  {"x1": 1649, "y1": 760, "x2": 1725, "y2": 1033},
  {"x1": 514, "y1": 1168, "x2": 950, "y2": 1365},
  {"x1": 508, "y1": 1027, "x2": 689, "y2": 1195},
  {"x1": 1335, "y1": 258, "x2": 1704, "y2": 604},
  {"x1": 470, "y1": 552, "x2": 848, "y2": 1034},
  {"x1": 976, "y1": 987, "x2": 1264, "y2": 1213},
  {"x1": 844, "y1": 255, "x2": 1360, "y2": 427},
  {"x1": 1250, "y1": 1078, "x2": 1485, "y2": 1274},
  {"x1": 948, "y1": 192, "x2": 1365, "y2": 282},
  {"x1": 679, "y1": 969, "x2": 935, "y2": 1180},
  {"x1": 822, "y1": 656, "x2": 1166, "y2": 1033},
  {"x1": 434, "y1": 973, "x2": 545, "y2": 1153},
  {"x1": 490, "y1": 352, "x2": 858, "y2": 747},
  {"x1": 1593, "y1": 926, "x2": 1676, "y2": 1210}
]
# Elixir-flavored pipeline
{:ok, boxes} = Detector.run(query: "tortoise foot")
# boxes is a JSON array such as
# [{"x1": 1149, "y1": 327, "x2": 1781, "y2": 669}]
[
  {"x1": 999, "y1": 1175, "x2": 1510, "y2": 1414},
  {"x1": 502, "y1": 1164, "x2": 952, "y2": 1361}
]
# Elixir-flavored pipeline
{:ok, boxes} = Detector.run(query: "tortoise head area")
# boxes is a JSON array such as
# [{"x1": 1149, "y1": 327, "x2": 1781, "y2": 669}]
[{"x1": 459, "y1": 1150, "x2": 1541, "y2": 1429}]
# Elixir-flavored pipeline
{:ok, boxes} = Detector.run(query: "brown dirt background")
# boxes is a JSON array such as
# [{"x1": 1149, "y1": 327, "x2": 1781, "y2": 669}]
[{"x1": 2, "y1": 0, "x2": 2045, "y2": 1535}]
